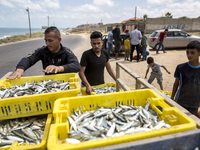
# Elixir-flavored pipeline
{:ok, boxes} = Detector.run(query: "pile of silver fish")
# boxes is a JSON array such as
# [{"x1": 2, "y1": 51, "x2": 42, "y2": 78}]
[
  {"x1": 0, "y1": 80, "x2": 69, "y2": 99},
  {"x1": 161, "y1": 92, "x2": 171, "y2": 98},
  {"x1": 64, "y1": 101, "x2": 170, "y2": 144},
  {"x1": 0, "y1": 115, "x2": 46, "y2": 148},
  {"x1": 93, "y1": 86, "x2": 117, "y2": 94}
]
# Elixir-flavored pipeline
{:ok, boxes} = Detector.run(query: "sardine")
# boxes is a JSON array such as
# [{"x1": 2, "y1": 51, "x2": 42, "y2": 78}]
[
  {"x1": 64, "y1": 102, "x2": 172, "y2": 143},
  {"x1": 106, "y1": 123, "x2": 116, "y2": 137},
  {"x1": 67, "y1": 116, "x2": 77, "y2": 131},
  {"x1": 0, "y1": 80, "x2": 70, "y2": 99},
  {"x1": 0, "y1": 115, "x2": 47, "y2": 148}
]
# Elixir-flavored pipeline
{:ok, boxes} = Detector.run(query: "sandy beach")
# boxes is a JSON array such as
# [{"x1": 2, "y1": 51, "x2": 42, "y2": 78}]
[{"x1": 73, "y1": 33, "x2": 188, "y2": 92}]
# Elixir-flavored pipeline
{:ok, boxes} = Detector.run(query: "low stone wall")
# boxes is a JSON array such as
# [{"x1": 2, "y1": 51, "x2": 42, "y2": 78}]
[{"x1": 145, "y1": 18, "x2": 200, "y2": 33}]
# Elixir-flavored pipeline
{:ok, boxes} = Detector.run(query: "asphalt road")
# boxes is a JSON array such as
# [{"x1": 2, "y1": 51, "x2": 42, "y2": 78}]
[{"x1": 0, "y1": 34, "x2": 85, "y2": 78}]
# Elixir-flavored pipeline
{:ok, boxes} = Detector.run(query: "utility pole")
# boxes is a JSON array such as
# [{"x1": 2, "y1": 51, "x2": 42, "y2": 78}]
[
  {"x1": 26, "y1": 7, "x2": 31, "y2": 37},
  {"x1": 47, "y1": 16, "x2": 50, "y2": 27},
  {"x1": 135, "y1": 6, "x2": 137, "y2": 25}
]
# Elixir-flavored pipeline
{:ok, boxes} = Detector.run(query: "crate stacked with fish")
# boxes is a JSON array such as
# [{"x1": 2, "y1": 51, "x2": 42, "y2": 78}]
[
  {"x1": 160, "y1": 90, "x2": 172, "y2": 98},
  {"x1": 0, "y1": 73, "x2": 80, "y2": 120},
  {"x1": 81, "y1": 83, "x2": 122, "y2": 95},
  {"x1": 0, "y1": 73, "x2": 80, "y2": 150},
  {"x1": 0, "y1": 114, "x2": 52, "y2": 150},
  {"x1": 47, "y1": 89, "x2": 196, "y2": 150}
]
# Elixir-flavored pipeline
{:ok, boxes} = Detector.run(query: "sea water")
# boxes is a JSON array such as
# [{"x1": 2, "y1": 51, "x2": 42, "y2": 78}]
[{"x1": 0, "y1": 28, "x2": 42, "y2": 39}]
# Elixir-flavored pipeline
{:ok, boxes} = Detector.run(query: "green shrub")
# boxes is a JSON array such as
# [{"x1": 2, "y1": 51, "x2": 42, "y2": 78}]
[{"x1": 0, "y1": 32, "x2": 44, "y2": 45}]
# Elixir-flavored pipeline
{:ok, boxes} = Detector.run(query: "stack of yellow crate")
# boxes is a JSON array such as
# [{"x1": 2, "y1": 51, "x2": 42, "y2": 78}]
[
  {"x1": 0, "y1": 73, "x2": 81, "y2": 150},
  {"x1": 47, "y1": 89, "x2": 196, "y2": 150}
]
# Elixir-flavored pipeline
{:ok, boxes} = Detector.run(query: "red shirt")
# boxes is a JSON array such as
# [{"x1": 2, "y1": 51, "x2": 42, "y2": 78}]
[{"x1": 159, "y1": 32, "x2": 165, "y2": 41}]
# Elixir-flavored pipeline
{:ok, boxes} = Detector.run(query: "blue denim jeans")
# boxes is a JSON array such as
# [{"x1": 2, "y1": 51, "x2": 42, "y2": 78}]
[
  {"x1": 157, "y1": 41, "x2": 165, "y2": 52},
  {"x1": 107, "y1": 42, "x2": 112, "y2": 57}
]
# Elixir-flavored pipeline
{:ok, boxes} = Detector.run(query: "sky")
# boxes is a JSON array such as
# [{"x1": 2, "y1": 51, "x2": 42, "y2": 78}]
[{"x1": 0, "y1": 0, "x2": 200, "y2": 29}]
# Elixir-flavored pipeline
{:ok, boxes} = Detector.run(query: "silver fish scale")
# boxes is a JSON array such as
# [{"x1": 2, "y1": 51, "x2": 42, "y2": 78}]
[
  {"x1": 93, "y1": 86, "x2": 117, "y2": 94},
  {"x1": 65, "y1": 101, "x2": 171, "y2": 143},
  {"x1": 0, "y1": 115, "x2": 47, "y2": 148},
  {"x1": 0, "y1": 80, "x2": 70, "y2": 99}
]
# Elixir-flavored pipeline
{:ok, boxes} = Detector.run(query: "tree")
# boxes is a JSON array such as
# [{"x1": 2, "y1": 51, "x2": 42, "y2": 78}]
[
  {"x1": 165, "y1": 12, "x2": 173, "y2": 18},
  {"x1": 143, "y1": 14, "x2": 148, "y2": 20},
  {"x1": 178, "y1": 16, "x2": 189, "y2": 19}
]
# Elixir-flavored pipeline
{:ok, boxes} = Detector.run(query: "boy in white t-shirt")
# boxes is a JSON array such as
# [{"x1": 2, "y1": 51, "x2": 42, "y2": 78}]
[{"x1": 145, "y1": 57, "x2": 170, "y2": 90}]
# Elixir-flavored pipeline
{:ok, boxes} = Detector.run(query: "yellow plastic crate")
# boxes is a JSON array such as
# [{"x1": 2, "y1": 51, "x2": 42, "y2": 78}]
[
  {"x1": 0, "y1": 114, "x2": 52, "y2": 150},
  {"x1": 53, "y1": 89, "x2": 164, "y2": 123},
  {"x1": 0, "y1": 147, "x2": 11, "y2": 150},
  {"x1": 0, "y1": 73, "x2": 81, "y2": 120},
  {"x1": 47, "y1": 89, "x2": 196, "y2": 150},
  {"x1": 81, "y1": 83, "x2": 117, "y2": 95},
  {"x1": 0, "y1": 73, "x2": 79, "y2": 88},
  {"x1": 160, "y1": 90, "x2": 172, "y2": 96}
]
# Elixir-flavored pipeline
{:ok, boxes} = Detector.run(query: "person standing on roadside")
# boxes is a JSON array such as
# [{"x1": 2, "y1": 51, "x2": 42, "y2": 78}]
[
  {"x1": 125, "y1": 29, "x2": 130, "y2": 38},
  {"x1": 79, "y1": 31, "x2": 116, "y2": 95},
  {"x1": 141, "y1": 31, "x2": 148, "y2": 61},
  {"x1": 125, "y1": 29, "x2": 129, "y2": 34},
  {"x1": 130, "y1": 25, "x2": 142, "y2": 62},
  {"x1": 112, "y1": 25, "x2": 121, "y2": 60},
  {"x1": 7, "y1": 26, "x2": 80, "y2": 80},
  {"x1": 124, "y1": 35, "x2": 130, "y2": 61},
  {"x1": 156, "y1": 29, "x2": 168, "y2": 54},
  {"x1": 107, "y1": 31, "x2": 113, "y2": 58}
]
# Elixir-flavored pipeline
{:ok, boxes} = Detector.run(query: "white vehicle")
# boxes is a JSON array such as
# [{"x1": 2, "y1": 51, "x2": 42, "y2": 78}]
[{"x1": 148, "y1": 29, "x2": 200, "y2": 50}]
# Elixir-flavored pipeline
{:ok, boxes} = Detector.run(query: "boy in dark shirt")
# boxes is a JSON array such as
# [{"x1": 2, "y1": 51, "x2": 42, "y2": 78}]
[
  {"x1": 171, "y1": 40, "x2": 200, "y2": 117},
  {"x1": 79, "y1": 31, "x2": 116, "y2": 95}
]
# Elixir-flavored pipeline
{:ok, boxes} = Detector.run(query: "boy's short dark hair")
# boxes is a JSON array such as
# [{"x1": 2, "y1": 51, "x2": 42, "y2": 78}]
[
  {"x1": 45, "y1": 26, "x2": 60, "y2": 38},
  {"x1": 147, "y1": 57, "x2": 154, "y2": 64},
  {"x1": 165, "y1": 29, "x2": 168, "y2": 32},
  {"x1": 186, "y1": 40, "x2": 200, "y2": 52},
  {"x1": 90, "y1": 31, "x2": 102, "y2": 40}
]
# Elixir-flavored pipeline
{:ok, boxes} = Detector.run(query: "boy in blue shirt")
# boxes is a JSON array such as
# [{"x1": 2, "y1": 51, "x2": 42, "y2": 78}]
[{"x1": 171, "y1": 40, "x2": 200, "y2": 117}]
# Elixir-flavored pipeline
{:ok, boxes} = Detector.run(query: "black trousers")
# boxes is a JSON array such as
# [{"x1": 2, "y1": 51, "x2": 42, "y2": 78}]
[{"x1": 130, "y1": 44, "x2": 140, "y2": 62}]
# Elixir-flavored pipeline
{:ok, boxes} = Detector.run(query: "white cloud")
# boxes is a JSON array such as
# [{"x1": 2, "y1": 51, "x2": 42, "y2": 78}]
[
  {"x1": 72, "y1": 4, "x2": 100, "y2": 12},
  {"x1": 147, "y1": 0, "x2": 174, "y2": 5},
  {"x1": 93, "y1": 0, "x2": 114, "y2": 7},
  {"x1": 139, "y1": 0, "x2": 200, "y2": 18},
  {"x1": 0, "y1": 0, "x2": 15, "y2": 8},
  {"x1": 0, "y1": 0, "x2": 60, "y2": 11},
  {"x1": 43, "y1": 0, "x2": 60, "y2": 9},
  {"x1": 1, "y1": 0, "x2": 200, "y2": 28}
]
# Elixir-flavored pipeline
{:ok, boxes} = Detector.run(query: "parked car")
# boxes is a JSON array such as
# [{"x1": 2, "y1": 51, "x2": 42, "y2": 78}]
[
  {"x1": 148, "y1": 29, "x2": 200, "y2": 50},
  {"x1": 102, "y1": 33, "x2": 129, "y2": 54}
]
